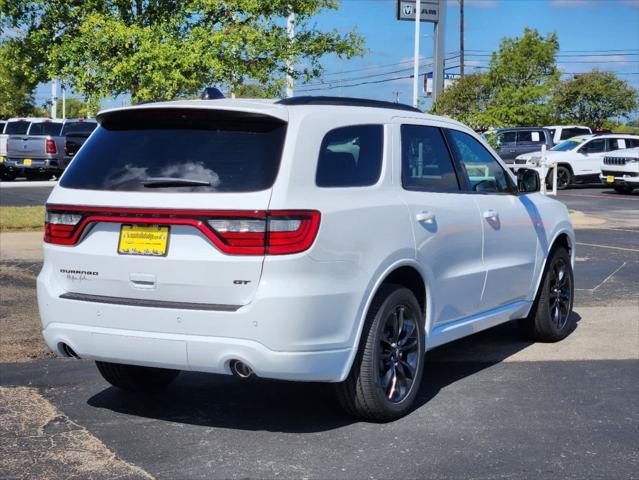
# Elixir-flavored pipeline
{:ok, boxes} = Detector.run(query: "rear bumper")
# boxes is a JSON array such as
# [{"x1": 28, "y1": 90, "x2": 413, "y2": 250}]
[
  {"x1": 5, "y1": 157, "x2": 63, "y2": 174},
  {"x1": 42, "y1": 322, "x2": 351, "y2": 382},
  {"x1": 37, "y1": 255, "x2": 366, "y2": 382}
]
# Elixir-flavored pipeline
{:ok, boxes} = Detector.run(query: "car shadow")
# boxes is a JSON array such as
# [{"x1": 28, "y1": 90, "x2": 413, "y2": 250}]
[{"x1": 87, "y1": 312, "x2": 581, "y2": 432}]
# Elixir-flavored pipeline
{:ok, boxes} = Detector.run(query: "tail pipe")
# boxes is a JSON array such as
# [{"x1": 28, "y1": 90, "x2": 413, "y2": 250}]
[{"x1": 230, "y1": 360, "x2": 254, "y2": 379}]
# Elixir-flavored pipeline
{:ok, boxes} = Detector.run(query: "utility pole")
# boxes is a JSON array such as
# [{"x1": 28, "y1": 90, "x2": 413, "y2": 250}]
[
  {"x1": 432, "y1": 0, "x2": 446, "y2": 102},
  {"x1": 460, "y1": 0, "x2": 464, "y2": 78},
  {"x1": 412, "y1": 0, "x2": 421, "y2": 107},
  {"x1": 51, "y1": 79, "x2": 58, "y2": 119},
  {"x1": 392, "y1": 91, "x2": 401, "y2": 103},
  {"x1": 61, "y1": 84, "x2": 66, "y2": 119},
  {"x1": 286, "y1": 11, "x2": 295, "y2": 98}
]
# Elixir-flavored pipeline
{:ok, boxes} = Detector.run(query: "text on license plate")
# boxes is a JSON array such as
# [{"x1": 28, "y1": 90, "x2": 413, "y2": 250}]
[{"x1": 118, "y1": 224, "x2": 170, "y2": 256}]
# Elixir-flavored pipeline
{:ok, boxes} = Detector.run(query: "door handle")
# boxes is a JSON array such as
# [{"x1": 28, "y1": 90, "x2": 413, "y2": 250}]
[
  {"x1": 416, "y1": 211, "x2": 436, "y2": 224},
  {"x1": 483, "y1": 209, "x2": 499, "y2": 220}
]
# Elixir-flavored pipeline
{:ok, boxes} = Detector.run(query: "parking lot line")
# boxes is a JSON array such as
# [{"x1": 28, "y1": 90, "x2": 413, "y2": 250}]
[{"x1": 576, "y1": 241, "x2": 639, "y2": 253}]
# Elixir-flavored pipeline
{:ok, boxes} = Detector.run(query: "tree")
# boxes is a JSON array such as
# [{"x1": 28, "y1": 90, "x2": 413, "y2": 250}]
[
  {"x1": 1, "y1": 1, "x2": 364, "y2": 106},
  {"x1": 433, "y1": 28, "x2": 560, "y2": 128},
  {"x1": 431, "y1": 73, "x2": 489, "y2": 128},
  {"x1": 62, "y1": 98, "x2": 90, "y2": 118},
  {"x1": 231, "y1": 83, "x2": 272, "y2": 99},
  {"x1": 552, "y1": 71, "x2": 638, "y2": 128},
  {"x1": 0, "y1": 40, "x2": 38, "y2": 118}
]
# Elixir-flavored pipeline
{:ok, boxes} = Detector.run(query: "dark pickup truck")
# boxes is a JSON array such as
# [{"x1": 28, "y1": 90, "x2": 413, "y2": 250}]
[
  {"x1": 486, "y1": 127, "x2": 554, "y2": 164},
  {"x1": 61, "y1": 120, "x2": 98, "y2": 170}
]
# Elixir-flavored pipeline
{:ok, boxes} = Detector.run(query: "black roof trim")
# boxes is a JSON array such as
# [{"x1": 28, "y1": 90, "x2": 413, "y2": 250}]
[{"x1": 276, "y1": 96, "x2": 422, "y2": 113}]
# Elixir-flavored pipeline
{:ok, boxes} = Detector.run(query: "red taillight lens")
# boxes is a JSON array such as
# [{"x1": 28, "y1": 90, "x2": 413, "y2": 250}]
[
  {"x1": 45, "y1": 138, "x2": 57, "y2": 154},
  {"x1": 44, "y1": 207, "x2": 321, "y2": 255}
]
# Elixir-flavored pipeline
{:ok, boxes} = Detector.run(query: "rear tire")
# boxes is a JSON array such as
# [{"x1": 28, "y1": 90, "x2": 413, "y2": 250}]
[
  {"x1": 519, "y1": 247, "x2": 574, "y2": 342},
  {"x1": 96, "y1": 361, "x2": 179, "y2": 392},
  {"x1": 614, "y1": 185, "x2": 634, "y2": 194},
  {"x1": 335, "y1": 284, "x2": 425, "y2": 421}
]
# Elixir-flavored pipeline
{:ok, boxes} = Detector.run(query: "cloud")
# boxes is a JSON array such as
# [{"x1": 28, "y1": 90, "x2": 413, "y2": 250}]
[
  {"x1": 550, "y1": 0, "x2": 596, "y2": 7},
  {"x1": 619, "y1": 0, "x2": 639, "y2": 7}
]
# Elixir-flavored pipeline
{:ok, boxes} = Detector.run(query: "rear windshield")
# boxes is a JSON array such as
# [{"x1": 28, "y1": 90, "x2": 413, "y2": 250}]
[
  {"x1": 5, "y1": 121, "x2": 30, "y2": 135},
  {"x1": 61, "y1": 121, "x2": 97, "y2": 135},
  {"x1": 60, "y1": 109, "x2": 287, "y2": 192},
  {"x1": 28, "y1": 122, "x2": 63, "y2": 136},
  {"x1": 560, "y1": 127, "x2": 590, "y2": 140}
]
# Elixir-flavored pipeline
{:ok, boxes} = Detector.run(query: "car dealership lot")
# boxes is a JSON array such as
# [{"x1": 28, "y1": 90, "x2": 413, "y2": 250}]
[{"x1": 1, "y1": 185, "x2": 637, "y2": 479}]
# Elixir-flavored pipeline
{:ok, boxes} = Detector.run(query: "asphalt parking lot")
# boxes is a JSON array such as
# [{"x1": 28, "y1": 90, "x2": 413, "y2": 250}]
[{"x1": 0, "y1": 184, "x2": 637, "y2": 479}]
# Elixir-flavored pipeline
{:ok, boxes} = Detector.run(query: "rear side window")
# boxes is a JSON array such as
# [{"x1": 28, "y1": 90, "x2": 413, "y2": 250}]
[
  {"x1": 28, "y1": 122, "x2": 63, "y2": 136},
  {"x1": 517, "y1": 130, "x2": 544, "y2": 144},
  {"x1": 401, "y1": 125, "x2": 459, "y2": 192},
  {"x1": 497, "y1": 131, "x2": 517, "y2": 145},
  {"x1": 5, "y1": 121, "x2": 30, "y2": 135},
  {"x1": 316, "y1": 125, "x2": 383, "y2": 187},
  {"x1": 61, "y1": 122, "x2": 97, "y2": 135},
  {"x1": 60, "y1": 109, "x2": 287, "y2": 192}
]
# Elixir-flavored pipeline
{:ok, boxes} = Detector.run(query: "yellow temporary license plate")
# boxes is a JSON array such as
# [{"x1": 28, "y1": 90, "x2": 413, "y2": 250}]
[
  {"x1": 23, "y1": 158, "x2": 32, "y2": 166},
  {"x1": 118, "y1": 224, "x2": 170, "y2": 256},
  {"x1": 606, "y1": 175, "x2": 615, "y2": 183},
  {"x1": 0, "y1": 156, "x2": 4, "y2": 163}
]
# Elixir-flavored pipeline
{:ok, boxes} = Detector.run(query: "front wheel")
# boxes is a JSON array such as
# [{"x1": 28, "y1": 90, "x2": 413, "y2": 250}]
[
  {"x1": 96, "y1": 361, "x2": 180, "y2": 392},
  {"x1": 614, "y1": 185, "x2": 634, "y2": 194},
  {"x1": 335, "y1": 284, "x2": 425, "y2": 421},
  {"x1": 547, "y1": 166, "x2": 572, "y2": 190},
  {"x1": 519, "y1": 247, "x2": 574, "y2": 342}
]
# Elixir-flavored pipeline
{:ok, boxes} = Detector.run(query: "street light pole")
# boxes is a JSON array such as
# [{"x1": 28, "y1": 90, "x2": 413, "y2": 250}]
[{"x1": 412, "y1": 0, "x2": 421, "y2": 108}]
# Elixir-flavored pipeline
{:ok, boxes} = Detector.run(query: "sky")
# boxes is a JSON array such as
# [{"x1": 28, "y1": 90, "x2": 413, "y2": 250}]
[{"x1": 34, "y1": 0, "x2": 639, "y2": 114}]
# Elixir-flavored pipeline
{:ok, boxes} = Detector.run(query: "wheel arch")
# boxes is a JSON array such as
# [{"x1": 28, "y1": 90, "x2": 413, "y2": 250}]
[{"x1": 337, "y1": 258, "x2": 431, "y2": 382}]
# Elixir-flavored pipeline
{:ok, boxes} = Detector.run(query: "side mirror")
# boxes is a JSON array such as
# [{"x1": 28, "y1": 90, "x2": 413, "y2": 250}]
[{"x1": 517, "y1": 168, "x2": 540, "y2": 193}]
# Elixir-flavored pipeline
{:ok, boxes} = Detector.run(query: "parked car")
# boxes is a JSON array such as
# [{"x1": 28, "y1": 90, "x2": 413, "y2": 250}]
[
  {"x1": 600, "y1": 147, "x2": 639, "y2": 194},
  {"x1": 61, "y1": 119, "x2": 98, "y2": 170},
  {"x1": 544, "y1": 125, "x2": 592, "y2": 145},
  {"x1": 38, "y1": 96, "x2": 575, "y2": 421},
  {"x1": 1, "y1": 118, "x2": 41, "y2": 180},
  {"x1": 485, "y1": 127, "x2": 554, "y2": 163},
  {"x1": 515, "y1": 134, "x2": 639, "y2": 189},
  {"x1": 5, "y1": 119, "x2": 67, "y2": 179}
]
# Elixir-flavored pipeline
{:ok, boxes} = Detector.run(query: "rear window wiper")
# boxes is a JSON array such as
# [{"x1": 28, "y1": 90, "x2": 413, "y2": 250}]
[{"x1": 142, "y1": 177, "x2": 212, "y2": 188}]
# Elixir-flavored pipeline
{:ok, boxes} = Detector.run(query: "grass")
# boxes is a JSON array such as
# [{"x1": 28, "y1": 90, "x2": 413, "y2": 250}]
[{"x1": 0, "y1": 206, "x2": 45, "y2": 232}]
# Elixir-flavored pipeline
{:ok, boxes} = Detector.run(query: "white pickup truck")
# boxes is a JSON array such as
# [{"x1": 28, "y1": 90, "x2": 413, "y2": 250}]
[{"x1": 600, "y1": 147, "x2": 639, "y2": 194}]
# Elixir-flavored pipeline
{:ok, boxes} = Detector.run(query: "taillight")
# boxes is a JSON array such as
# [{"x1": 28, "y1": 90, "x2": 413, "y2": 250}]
[
  {"x1": 207, "y1": 211, "x2": 320, "y2": 255},
  {"x1": 45, "y1": 138, "x2": 57, "y2": 154},
  {"x1": 44, "y1": 210, "x2": 82, "y2": 245},
  {"x1": 43, "y1": 207, "x2": 320, "y2": 255}
]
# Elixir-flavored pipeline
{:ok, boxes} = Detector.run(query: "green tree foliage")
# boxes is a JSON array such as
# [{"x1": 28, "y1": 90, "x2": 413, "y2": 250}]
[
  {"x1": 62, "y1": 97, "x2": 90, "y2": 118},
  {"x1": 552, "y1": 71, "x2": 638, "y2": 128},
  {"x1": 0, "y1": 40, "x2": 39, "y2": 118},
  {"x1": 1, "y1": 0, "x2": 364, "y2": 106},
  {"x1": 434, "y1": 29, "x2": 560, "y2": 128},
  {"x1": 231, "y1": 83, "x2": 272, "y2": 98}
]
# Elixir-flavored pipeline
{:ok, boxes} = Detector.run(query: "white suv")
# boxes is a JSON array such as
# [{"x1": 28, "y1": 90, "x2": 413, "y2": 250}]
[
  {"x1": 600, "y1": 147, "x2": 639, "y2": 194},
  {"x1": 515, "y1": 134, "x2": 639, "y2": 189},
  {"x1": 38, "y1": 97, "x2": 575, "y2": 420}
]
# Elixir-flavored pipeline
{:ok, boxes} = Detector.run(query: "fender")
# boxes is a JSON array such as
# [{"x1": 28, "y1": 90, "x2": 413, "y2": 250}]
[
  {"x1": 337, "y1": 255, "x2": 432, "y2": 382},
  {"x1": 526, "y1": 224, "x2": 575, "y2": 318}
]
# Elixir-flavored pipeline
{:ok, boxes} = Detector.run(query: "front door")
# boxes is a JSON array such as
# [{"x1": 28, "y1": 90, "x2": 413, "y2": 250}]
[{"x1": 444, "y1": 128, "x2": 539, "y2": 311}]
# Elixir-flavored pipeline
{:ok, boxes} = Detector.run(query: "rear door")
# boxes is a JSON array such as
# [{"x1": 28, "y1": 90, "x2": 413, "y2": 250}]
[
  {"x1": 47, "y1": 107, "x2": 289, "y2": 307},
  {"x1": 444, "y1": 128, "x2": 538, "y2": 311},
  {"x1": 393, "y1": 120, "x2": 485, "y2": 325}
]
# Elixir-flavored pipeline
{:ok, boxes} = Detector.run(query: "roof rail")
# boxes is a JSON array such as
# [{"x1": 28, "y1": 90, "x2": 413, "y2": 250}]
[{"x1": 276, "y1": 96, "x2": 422, "y2": 113}]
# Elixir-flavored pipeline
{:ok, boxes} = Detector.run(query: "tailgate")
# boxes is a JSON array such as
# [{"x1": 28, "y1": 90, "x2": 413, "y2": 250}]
[
  {"x1": 46, "y1": 107, "x2": 289, "y2": 307},
  {"x1": 8, "y1": 136, "x2": 45, "y2": 158}
]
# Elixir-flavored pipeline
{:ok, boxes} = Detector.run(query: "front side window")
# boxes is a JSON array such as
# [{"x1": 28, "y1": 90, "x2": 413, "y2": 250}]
[
  {"x1": 316, "y1": 125, "x2": 383, "y2": 187},
  {"x1": 580, "y1": 138, "x2": 605, "y2": 154},
  {"x1": 401, "y1": 125, "x2": 459, "y2": 192},
  {"x1": 445, "y1": 129, "x2": 511, "y2": 193}
]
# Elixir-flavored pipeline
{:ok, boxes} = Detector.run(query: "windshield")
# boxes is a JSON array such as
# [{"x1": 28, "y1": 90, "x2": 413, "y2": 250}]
[
  {"x1": 551, "y1": 138, "x2": 584, "y2": 152},
  {"x1": 60, "y1": 108, "x2": 287, "y2": 193}
]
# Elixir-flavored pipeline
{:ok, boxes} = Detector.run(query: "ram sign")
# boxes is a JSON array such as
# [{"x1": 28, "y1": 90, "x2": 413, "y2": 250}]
[{"x1": 396, "y1": 0, "x2": 440, "y2": 22}]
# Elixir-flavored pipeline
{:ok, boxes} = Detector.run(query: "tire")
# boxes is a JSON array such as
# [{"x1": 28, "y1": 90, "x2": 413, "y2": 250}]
[
  {"x1": 519, "y1": 247, "x2": 574, "y2": 342},
  {"x1": 96, "y1": 361, "x2": 179, "y2": 392},
  {"x1": 614, "y1": 185, "x2": 634, "y2": 194},
  {"x1": 548, "y1": 166, "x2": 572, "y2": 190},
  {"x1": 335, "y1": 284, "x2": 425, "y2": 421}
]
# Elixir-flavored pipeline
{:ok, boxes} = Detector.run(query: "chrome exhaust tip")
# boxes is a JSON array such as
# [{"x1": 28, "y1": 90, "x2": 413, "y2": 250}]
[
  {"x1": 60, "y1": 343, "x2": 80, "y2": 359},
  {"x1": 230, "y1": 360, "x2": 254, "y2": 379}
]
